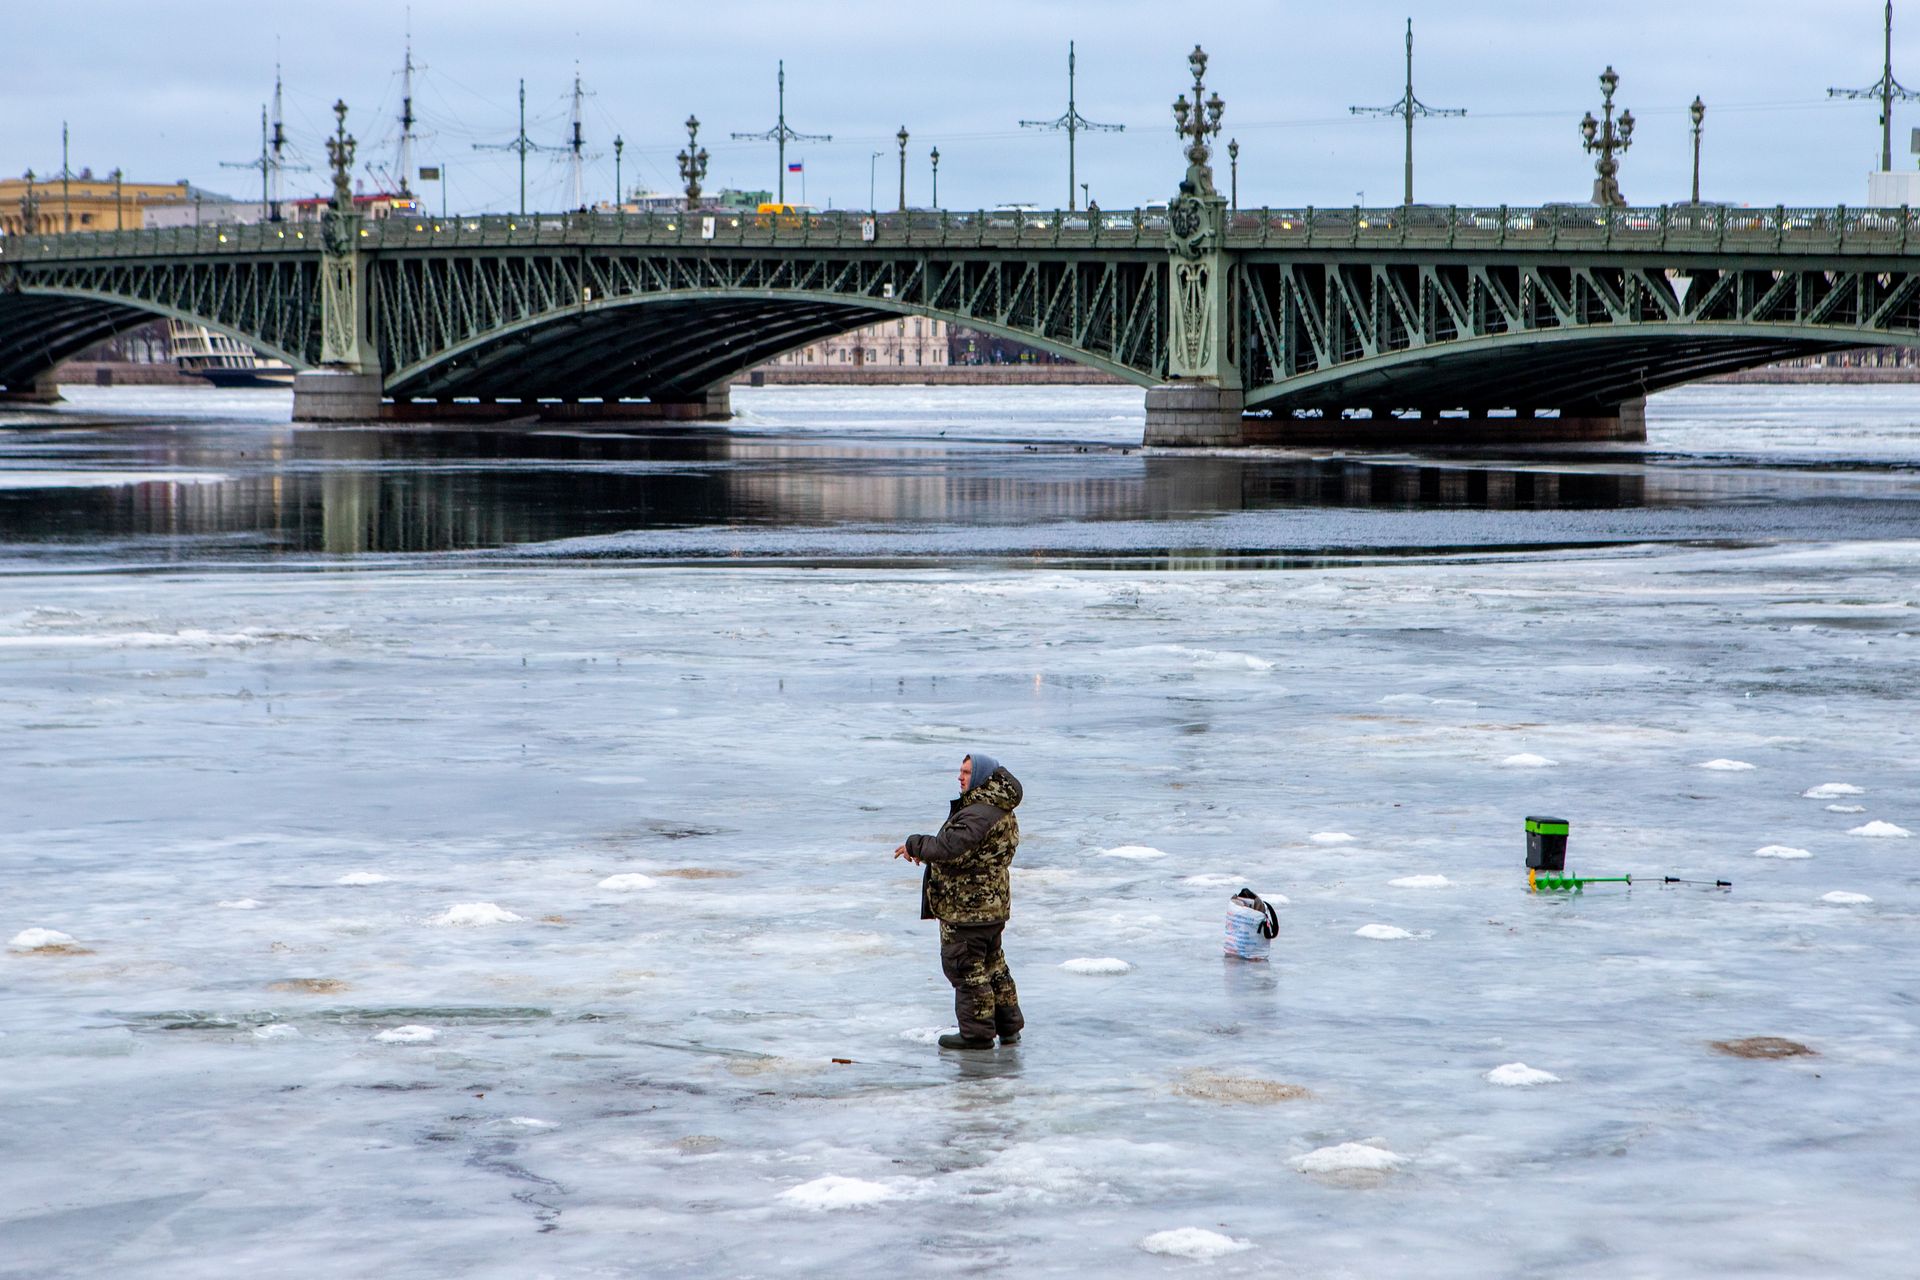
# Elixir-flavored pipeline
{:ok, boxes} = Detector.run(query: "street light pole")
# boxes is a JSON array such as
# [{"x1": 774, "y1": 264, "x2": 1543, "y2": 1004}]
[
  {"x1": 613, "y1": 135, "x2": 623, "y2": 208},
  {"x1": 1581, "y1": 66, "x2": 1635, "y2": 207},
  {"x1": 1228, "y1": 138, "x2": 1239, "y2": 210},
  {"x1": 930, "y1": 146, "x2": 940, "y2": 208},
  {"x1": 896, "y1": 125, "x2": 909, "y2": 211},
  {"x1": 110, "y1": 167, "x2": 124, "y2": 230},
  {"x1": 676, "y1": 117, "x2": 709, "y2": 211},
  {"x1": 1689, "y1": 96, "x2": 1705, "y2": 204},
  {"x1": 60, "y1": 121, "x2": 71, "y2": 232}
]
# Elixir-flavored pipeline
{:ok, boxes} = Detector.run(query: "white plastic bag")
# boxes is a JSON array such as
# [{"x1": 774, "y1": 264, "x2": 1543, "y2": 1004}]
[{"x1": 1223, "y1": 889, "x2": 1279, "y2": 961}]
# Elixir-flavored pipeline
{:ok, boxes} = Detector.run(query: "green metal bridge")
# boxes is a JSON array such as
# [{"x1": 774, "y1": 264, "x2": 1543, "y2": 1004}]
[{"x1": 5, "y1": 202, "x2": 1920, "y2": 444}]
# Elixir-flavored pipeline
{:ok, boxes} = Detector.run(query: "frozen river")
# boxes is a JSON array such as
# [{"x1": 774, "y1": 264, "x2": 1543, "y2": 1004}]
[{"x1": 3, "y1": 385, "x2": 1918, "y2": 1276}]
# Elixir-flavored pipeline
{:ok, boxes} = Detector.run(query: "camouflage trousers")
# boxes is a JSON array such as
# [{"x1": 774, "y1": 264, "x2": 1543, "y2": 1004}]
[{"x1": 939, "y1": 921, "x2": 1023, "y2": 1042}]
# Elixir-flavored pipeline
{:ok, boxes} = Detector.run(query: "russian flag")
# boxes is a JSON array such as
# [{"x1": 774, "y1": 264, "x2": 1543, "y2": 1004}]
[{"x1": 788, "y1": 162, "x2": 804, "y2": 173}]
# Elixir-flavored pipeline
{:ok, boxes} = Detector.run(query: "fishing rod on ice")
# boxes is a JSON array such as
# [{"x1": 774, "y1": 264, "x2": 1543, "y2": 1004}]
[{"x1": 1522, "y1": 817, "x2": 1732, "y2": 893}]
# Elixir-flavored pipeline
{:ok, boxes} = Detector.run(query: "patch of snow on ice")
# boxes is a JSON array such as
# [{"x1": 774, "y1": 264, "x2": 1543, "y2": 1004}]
[
  {"x1": 1485, "y1": 1063, "x2": 1561, "y2": 1087},
  {"x1": 1139, "y1": 1228, "x2": 1252, "y2": 1260},
  {"x1": 1699, "y1": 759, "x2": 1756, "y2": 771},
  {"x1": 899, "y1": 1027, "x2": 956, "y2": 1045},
  {"x1": 1061, "y1": 957, "x2": 1132, "y2": 975},
  {"x1": 8, "y1": 928, "x2": 76, "y2": 950},
  {"x1": 373, "y1": 1025, "x2": 438, "y2": 1044},
  {"x1": 1291, "y1": 1142, "x2": 1406, "y2": 1174},
  {"x1": 1754, "y1": 845, "x2": 1812, "y2": 859},
  {"x1": 778, "y1": 1175, "x2": 899, "y2": 1209},
  {"x1": 1181, "y1": 873, "x2": 1243, "y2": 887},
  {"x1": 1389, "y1": 875, "x2": 1452, "y2": 889},
  {"x1": 1821, "y1": 891, "x2": 1873, "y2": 905},
  {"x1": 1100, "y1": 845, "x2": 1167, "y2": 860},
  {"x1": 1310, "y1": 831, "x2": 1356, "y2": 846},
  {"x1": 427, "y1": 902, "x2": 524, "y2": 926},
  {"x1": 1848, "y1": 821, "x2": 1911, "y2": 838},
  {"x1": 1142, "y1": 644, "x2": 1275, "y2": 672},
  {"x1": 1826, "y1": 804, "x2": 1866, "y2": 814},
  {"x1": 1502, "y1": 753, "x2": 1558, "y2": 768},
  {"x1": 335, "y1": 872, "x2": 389, "y2": 886},
  {"x1": 216, "y1": 898, "x2": 262, "y2": 910},
  {"x1": 508, "y1": 1117, "x2": 556, "y2": 1129},
  {"x1": 597, "y1": 873, "x2": 658, "y2": 890},
  {"x1": 251, "y1": 1024, "x2": 300, "y2": 1040},
  {"x1": 1355, "y1": 924, "x2": 1415, "y2": 941},
  {"x1": 1804, "y1": 783, "x2": 1864, "y2": 799}
]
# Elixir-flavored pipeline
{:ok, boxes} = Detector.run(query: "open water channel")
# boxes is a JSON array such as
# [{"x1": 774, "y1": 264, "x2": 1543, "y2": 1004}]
[{"x1": 2, "y1": 384, "x2": 1917, "y2": 1276}]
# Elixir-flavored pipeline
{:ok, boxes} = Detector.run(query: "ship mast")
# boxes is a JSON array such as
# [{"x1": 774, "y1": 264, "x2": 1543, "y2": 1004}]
[
  {"x1": 269, "y1": 63, "x2": 287, "y2": 219},
  {"x1": 566, "y1": 67, "x2": 586, "y2": 210},
  {"x1": 397, "y1": 28, "x2": 419, "y2": 197}
]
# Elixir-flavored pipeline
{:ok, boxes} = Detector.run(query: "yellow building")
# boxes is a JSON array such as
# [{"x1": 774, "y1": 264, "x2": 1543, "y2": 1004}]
[
  {"x1": 0, "y1": 172, "x2": 190, "y2": 235},
  {"x1": 763, "y1": 316, "x2": 952, "y2": 369}
]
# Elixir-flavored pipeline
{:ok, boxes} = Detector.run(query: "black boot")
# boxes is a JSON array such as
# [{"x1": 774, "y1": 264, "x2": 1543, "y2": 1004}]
[{"x1": 938, "y1": 1033, "x2": 995, "y2": 1051}]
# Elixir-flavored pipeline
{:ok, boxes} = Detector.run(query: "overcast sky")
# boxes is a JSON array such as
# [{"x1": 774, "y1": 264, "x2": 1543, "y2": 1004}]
[{"x1": 2, "y1": 1, "x2": 1913, "y2": 213}]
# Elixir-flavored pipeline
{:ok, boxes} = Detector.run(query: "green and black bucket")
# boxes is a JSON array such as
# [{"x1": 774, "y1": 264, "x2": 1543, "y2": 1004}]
[{"x1": 1525, "y1": 816, "x2": 1569, "y2": 871}]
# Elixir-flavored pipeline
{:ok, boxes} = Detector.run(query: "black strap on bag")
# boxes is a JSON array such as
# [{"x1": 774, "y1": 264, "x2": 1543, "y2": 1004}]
[{"x1": 1233, "y1": 888, "x2": 1280, "y2": 939}]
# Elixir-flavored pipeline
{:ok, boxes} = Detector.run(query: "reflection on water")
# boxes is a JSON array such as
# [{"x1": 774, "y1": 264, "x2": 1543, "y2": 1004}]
[{"x1": 0, "y1": 411, "x2": 1910, "y2": 563}]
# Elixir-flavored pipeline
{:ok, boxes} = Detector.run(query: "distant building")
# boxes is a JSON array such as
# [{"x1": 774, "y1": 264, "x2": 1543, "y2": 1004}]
[
  {"x1": 761, "y1": 316, "x2": 952, "y2": 369},
  {"x1": 612, "y1": 187, "x2": 774, "y2": 214},
  {"x1": 949, "y1": 325, "x2": 1077, "y2": 366},
  {"x1": 0, "y1": 171, "x2": 189, "y2": 235}
]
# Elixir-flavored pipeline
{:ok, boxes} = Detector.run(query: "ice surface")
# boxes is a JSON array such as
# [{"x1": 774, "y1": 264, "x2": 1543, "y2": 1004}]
[
  {"x1": 1139, "y1": 1228, "x2": 1252, "y2": 1259},
  {"x1": 426, "y1": 902, "x2": 524, "y2": 926},
  {"x1": 250, "y1": 1024, "x2": 299, "y2": 1040},
  {"x1": 1821, "y1": 891, "x2": 1875, "y2": 905},
  {"x1": 3, "y1": 437, "x2": 1920, "y2": 1276},
  {"x1": 1849, "y1": 821, "x2": 1911, "y2": 838},
  {"x1": 1181, "y1": 874, "x2": 1245, "y2": 887},
  {"x1": 8, "y1": 928, "x2": 76, "y2": 950},
  {"x1": 215, "y1": 898, "x2": 262, "y2": 910},
  {"x1": 372, "y1": 1025, "x2": 438, "y2": 1044},
  {"x1": 1060, "y1": 958, "x2": 1133, "y2": 974},
  {"x1": 1292, "y1": 1143, "x2": 1407, "y2": 1174},
  {"x1": 596, "y1": 873, "x2": 658, "y2": 889},
  {"x1": 1698, "y1": 759, "x2": 1756, "y2": 771},
  {"x1": 779, "y1": 1176, "x2": 900, "y2": 1210},
  {"x1": 1485, "y1": 1063, "x2": 1562, "y2": 1087},
  {"x1": 1754, "y1": 845, "x2": 1813, "y2": 859},
  {"x1": 1098, "y1": 845, "x2": 1167, "y2": 860},
  {"x1": 1827, "y1": 804, "x2": 1868, "y2": 813},
  {"x1": 1501, "y1": 753, "x2": 1557, "y2": 767},
  {"x1": 334, "y1": 872, "x2": 389, "y2": 886},
  {"x1": 1310, "y1": 831, "x2": 1357, "y2": 845},
  {"x1": 1805, "y1": 783, "x2": 1866, "y2": 798},
  {"x1": 1389, "y1": 875, "x2": 1453, "y2": 889},
  {"x1": 1355, "y1": 924, "x2": 1416, "y2": 941}
]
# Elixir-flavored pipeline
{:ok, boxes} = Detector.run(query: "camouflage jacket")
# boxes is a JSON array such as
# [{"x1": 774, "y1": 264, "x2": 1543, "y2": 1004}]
[{"x1": 907, "y1": 768, "x2": 1022, "y2": 924}]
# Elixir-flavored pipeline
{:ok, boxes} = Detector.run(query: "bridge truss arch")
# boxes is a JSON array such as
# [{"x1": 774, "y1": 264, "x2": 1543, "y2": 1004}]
[
  {"x1": 0, "y1": 251, "x2": 320, "y2": 392},
  {"x1": 370, "y1": 246, "x2": 1168, "y2": 403}
]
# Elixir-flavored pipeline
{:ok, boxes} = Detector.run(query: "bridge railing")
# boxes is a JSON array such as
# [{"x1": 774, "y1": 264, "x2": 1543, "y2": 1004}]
[{"x1": 7, "y1": 205, "x2": 1920, "y2": 258}]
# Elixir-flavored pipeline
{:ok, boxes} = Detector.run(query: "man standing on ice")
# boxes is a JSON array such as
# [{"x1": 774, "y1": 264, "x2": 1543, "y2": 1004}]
[{"x1": 894, "y1": 752, "x2": 1025, "y2": 1051}]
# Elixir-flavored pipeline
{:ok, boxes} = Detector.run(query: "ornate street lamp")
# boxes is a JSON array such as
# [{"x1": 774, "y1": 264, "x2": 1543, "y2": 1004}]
[
  {"x1": 1689, "y1": 96, "x2": 1705, "y2": 204},
  {"x1": 613, "y1": 135, "x2": 624, "y2": 208},
  {"x1": 1171, "y1": 45, "x2": 1225, "y2": 197},
  {"x1": 110, "y1": 167, "x2": 123, "y2": 230},
  {"x1": 930, "y1": 146, "x2": 940, "y2": 209},
  {"x1": 1581, "y1": 66, "x2": 1634, "y2": 207},
  {"x1": 19, "y1": 169, "x2": 37, "y2": 234},
  {"x1": 677, "y1": 116, "x2": 709, "y2": 210},
  {"x1": 324, "y1": 100, "x2": 357, "y2": 213},
  {"x1": 1228, "y1": 138, "x2": 1239, "y2": 210},
  {"x1": 896, "y1": 125, "x2": 909, "y2": 212}
]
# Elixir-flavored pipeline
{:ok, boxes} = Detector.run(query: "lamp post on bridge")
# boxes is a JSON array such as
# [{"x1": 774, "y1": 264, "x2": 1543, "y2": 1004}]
[
  {"x1": 930, "y1": 146, "x2": 940, "y2": 208},
  {"x1": 19, "y1": 170, "x2": 37, "y2": 234},
  {"x1": 1228, "y1": 138, "x2": 1239, "y2": 210},
  {"x1": 896, "y1": 125, "x2": 909, "y2": 211},
  {"x1": 1581, "y1": 66, "x2": 1634, "y2": 207},
  {"x1": 613, "y1": 135, "x2": 623, "y2": 208},
  {"x1": 110, "y1": 167, "x2": 123, "y2": 230},
  {"x1": 1689, "y1": 96, "x2": 1705, "y2": 204},
  {"x1": 677, "y1": 116, "x2": 709, "y2": 211}
]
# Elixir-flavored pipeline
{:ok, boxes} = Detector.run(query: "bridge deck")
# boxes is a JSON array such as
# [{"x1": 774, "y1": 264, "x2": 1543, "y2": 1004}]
[{"x1": 6, "y1": 204, "x2": 1920, "y2": 262}]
